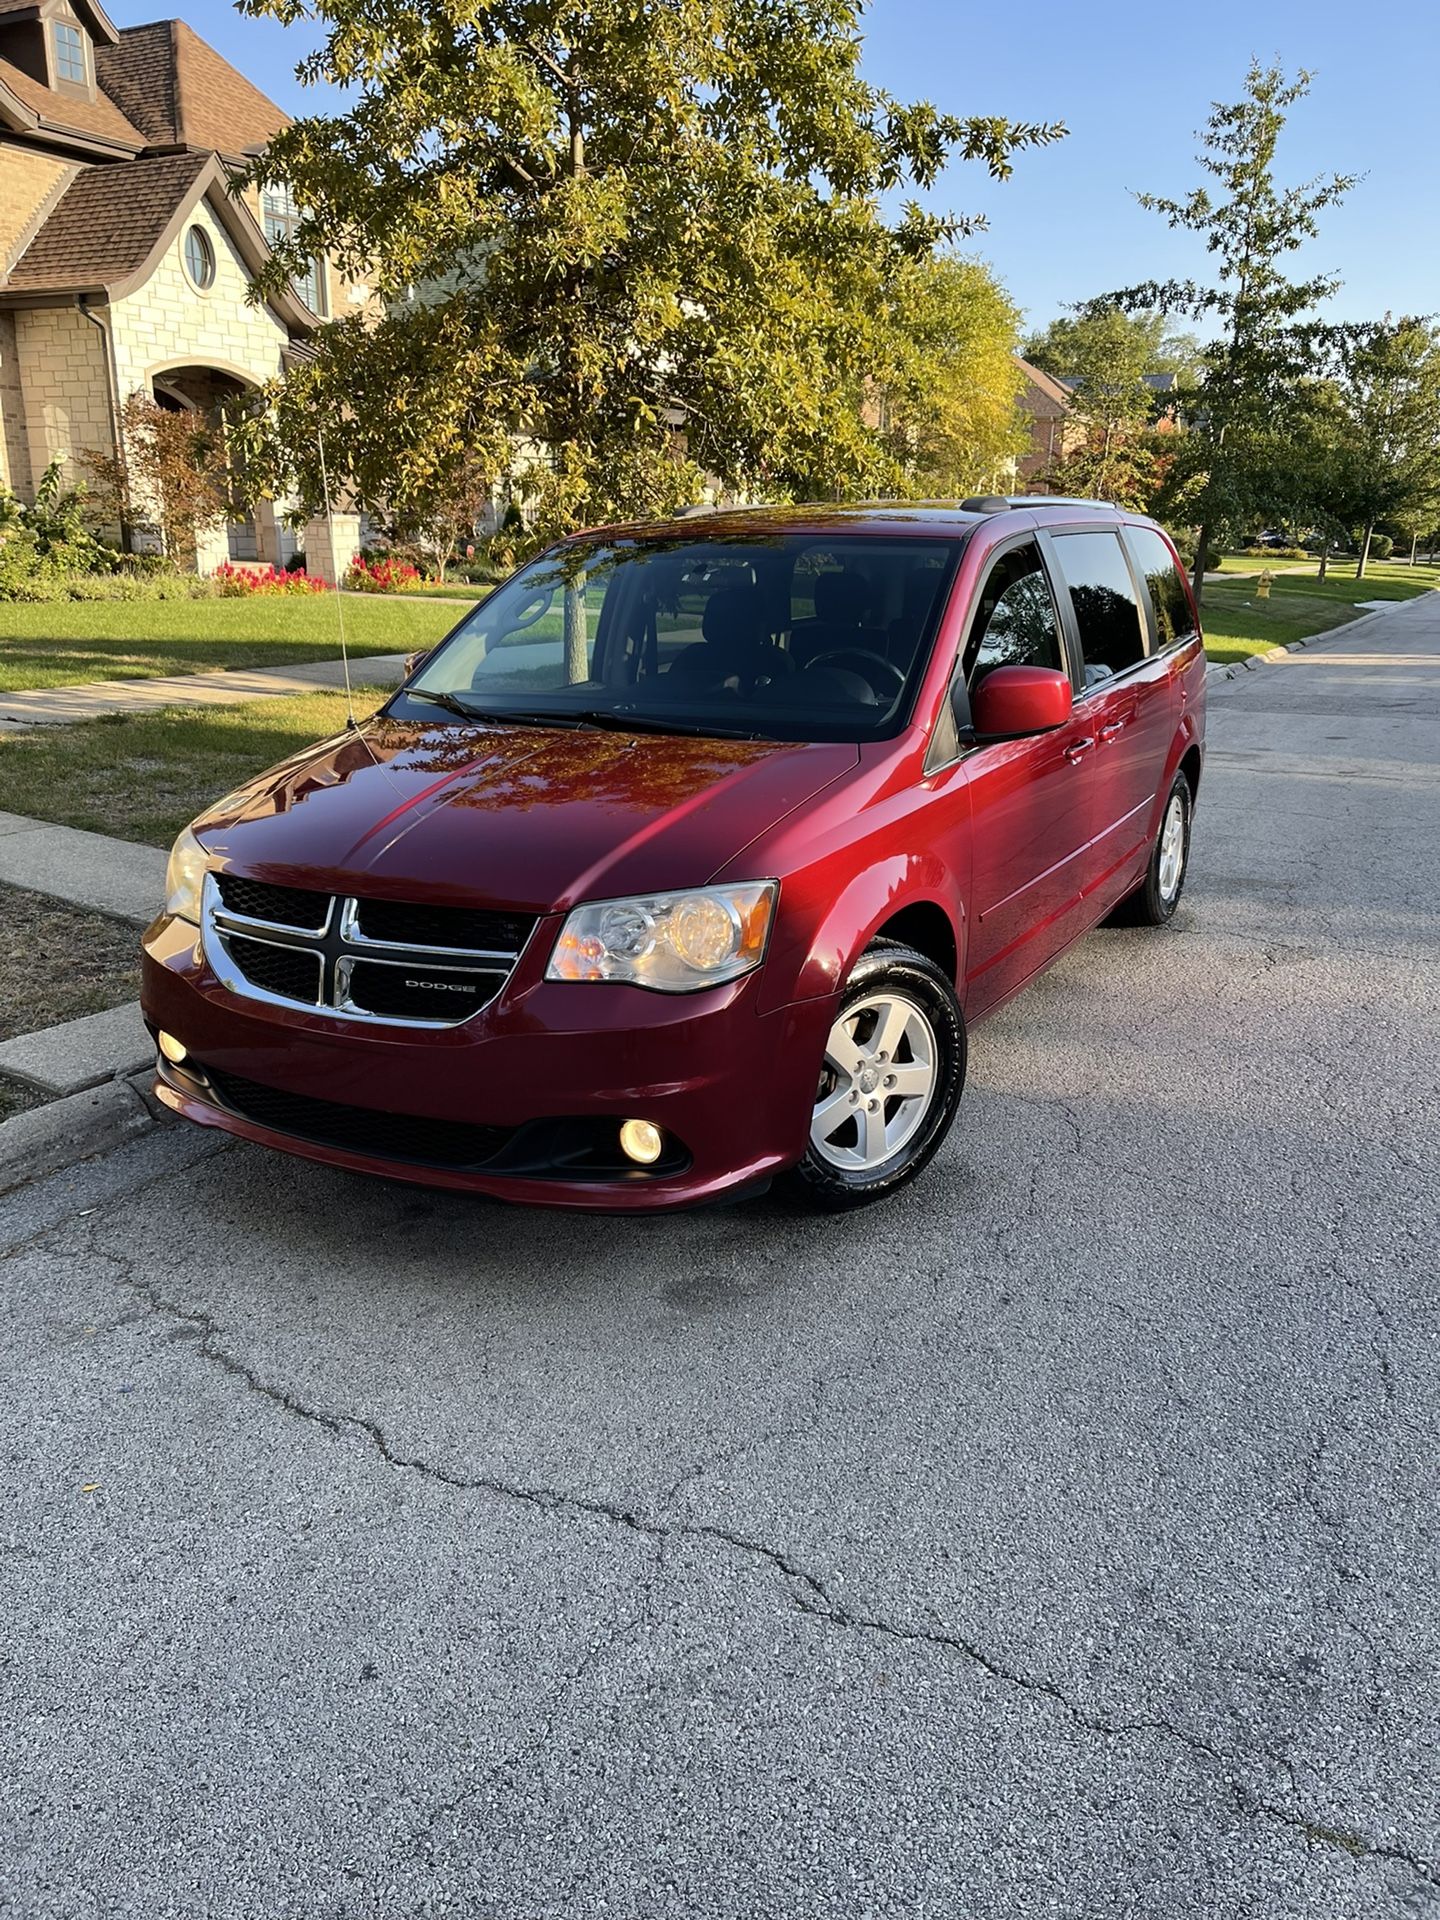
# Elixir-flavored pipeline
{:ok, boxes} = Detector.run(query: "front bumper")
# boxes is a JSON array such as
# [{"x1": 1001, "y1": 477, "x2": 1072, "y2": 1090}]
[{"x1": 141, "y1": 913, "x2": 836, "y2": 1211}]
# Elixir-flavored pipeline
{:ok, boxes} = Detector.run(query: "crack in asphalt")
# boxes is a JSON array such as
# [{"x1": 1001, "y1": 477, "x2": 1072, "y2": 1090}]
[{"x1": 87, "y1": 1241, "x2": 1440, "y2": 1896}]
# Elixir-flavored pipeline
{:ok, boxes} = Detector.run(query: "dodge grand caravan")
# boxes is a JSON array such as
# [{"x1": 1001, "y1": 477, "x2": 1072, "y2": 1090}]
[{"x1": 142, "y1": 499, "x2": 1206, "y2": 1211}]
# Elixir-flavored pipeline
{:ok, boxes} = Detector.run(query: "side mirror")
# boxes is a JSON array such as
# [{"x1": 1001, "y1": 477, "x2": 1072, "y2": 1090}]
[
  {"x1": 403, "y1": 647, "x2": 431, "y2": 680},
  {"x1": 971, "y1": 665, "x2": 1073, "y2": 739}
]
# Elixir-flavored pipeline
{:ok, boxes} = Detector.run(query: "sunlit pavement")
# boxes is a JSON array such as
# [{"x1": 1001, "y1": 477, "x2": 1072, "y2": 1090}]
[{"x1": 3, "y1": 595, "x2": 1436, "y2": 1918}]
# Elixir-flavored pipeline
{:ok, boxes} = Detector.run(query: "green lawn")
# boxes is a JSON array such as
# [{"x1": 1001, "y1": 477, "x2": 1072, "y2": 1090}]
[
  {"x1": 406, "y1": 580, "x2": 497, "y2": 601},
  {"x1": 1200, "y1": 560, "x2": 1440, "y2": 663},
  {"x1": 0, "y1": 596, "x2": 464, "y2": 693},
  {"x1": 1212, "y1": 553, "x2": 1324, "y2": 576},
  {"x1": 0, "y1": 686, "x2": 388, "y2": 849}
]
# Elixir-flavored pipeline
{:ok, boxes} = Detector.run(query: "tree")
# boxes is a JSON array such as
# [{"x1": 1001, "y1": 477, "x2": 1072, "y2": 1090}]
[
  {"x1": 1330, "y1": 318, "x2": 1440, "y2": 577},
  {"x1": 83, "y1": 392, "x2": 229, "y2": 564},
  {"x1": 885, "y1": 254, "x2": 1028, "y2": 496},
  {"x1": 1099, "y1": 63, "x2": 1356, "y2": 601},
  {"x1": 1023, "y1": 307, "x2": 1164, "y2": 507},
  {"x1": 233, "y1": 0, "x2": 1063, "y2": 539}
]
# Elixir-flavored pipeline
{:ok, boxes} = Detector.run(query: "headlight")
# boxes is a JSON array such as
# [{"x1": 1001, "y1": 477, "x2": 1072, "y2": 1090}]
[
  {"x1": 546, "y1": 881, "x2": 777, "y2": 992},
  {"x1": 164, "y1": 826, "x2": 208, "y2": 925}
]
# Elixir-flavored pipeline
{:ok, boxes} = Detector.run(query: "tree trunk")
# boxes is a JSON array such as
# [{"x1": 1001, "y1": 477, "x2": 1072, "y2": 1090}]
[
  {"x1": 1408, "y1": 533, "x2": 1418, "y2": 566},
  {"x1": 1355, "y1": 522, "x2": 1374, "y2": 581},
  {"x1": 564, "y1": 573, "x2": 588, "y2": 683},
  {"x1": 1190, "y1": 519, "x2": 1210, "y2": 606},
  {"x1": 1317, "y1": 539, "x2": 1329, "y2": 582}
]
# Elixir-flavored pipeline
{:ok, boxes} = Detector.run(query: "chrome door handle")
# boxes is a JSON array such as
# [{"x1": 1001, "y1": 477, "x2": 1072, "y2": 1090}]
[
  {"x1": 1100, "y1": 721, "x2": 1127, "y2": 742},
  {"x1": 1064, "y1": 738, "x2": 1095, "y2": 764}
]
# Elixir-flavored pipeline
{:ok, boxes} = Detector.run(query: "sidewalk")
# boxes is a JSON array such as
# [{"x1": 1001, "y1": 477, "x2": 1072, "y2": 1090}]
[
  {"x1": 0, "y1": 651, "x2": 408, "y2": 732},
  {"x1": 0, "y1": 811, "x2": 163, "y2": 920}
]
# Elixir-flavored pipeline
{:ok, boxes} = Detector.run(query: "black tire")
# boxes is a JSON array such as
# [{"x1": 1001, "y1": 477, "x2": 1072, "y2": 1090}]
[
  {"x1": 784, "y1": 940, "x2": 967, "y2": 1212},
  {"x1": 1111, "y1": 769, "x2": 1193, "y2": 926}
]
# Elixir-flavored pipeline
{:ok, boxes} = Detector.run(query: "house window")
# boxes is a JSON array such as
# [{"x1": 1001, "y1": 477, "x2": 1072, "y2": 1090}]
[
  {"x1": 261, "y1": 183, "x2": 329, "y2": 317},
  {"x1": 53, "y1": 20, "x2": 89, "y2": 86},
  {"x1": 184, "y1": 226, "x2": 216, "y2": 291}
]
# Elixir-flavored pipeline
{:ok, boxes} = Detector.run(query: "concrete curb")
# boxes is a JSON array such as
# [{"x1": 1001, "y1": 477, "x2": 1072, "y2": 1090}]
[
  {"x1": 1204, "y1": 605, "x2": 1396, "y2": 684},
  {"x1": 0, "y1": 1068, "x2": 164, "y2": 1198}
]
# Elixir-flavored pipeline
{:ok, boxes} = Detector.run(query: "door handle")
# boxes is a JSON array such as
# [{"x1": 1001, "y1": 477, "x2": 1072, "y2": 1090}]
[
  {"x1": 1064, "y1": 737, "x2": 1095, "y2": 764},
  {"x1": 1099, "y1": 721, "x2": 1127, "y2": 742}
]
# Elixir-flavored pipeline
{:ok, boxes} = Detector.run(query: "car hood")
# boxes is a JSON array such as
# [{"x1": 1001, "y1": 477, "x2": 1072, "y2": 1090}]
[{"x1": 192, "y1": 718, "x2": 858, "y2": 911}]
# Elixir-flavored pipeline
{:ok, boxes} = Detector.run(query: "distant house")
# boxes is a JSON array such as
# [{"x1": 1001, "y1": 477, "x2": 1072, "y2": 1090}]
[
  {"x1": 0, "y1": 3, "x2": 361, "y2": 575},
  {"x1": 1012, "y1": 356, "x2": 1077, "y2": 494}
]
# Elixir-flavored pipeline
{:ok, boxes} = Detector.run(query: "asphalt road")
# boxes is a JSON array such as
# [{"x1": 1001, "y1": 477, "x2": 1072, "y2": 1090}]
[{"x1": 3, "y1": 596, "x2": 1437, "y2": 1919}]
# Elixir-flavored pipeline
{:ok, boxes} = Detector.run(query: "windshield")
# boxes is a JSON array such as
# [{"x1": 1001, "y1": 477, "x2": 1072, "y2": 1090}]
[{"x1": 390, "y1": 532, "x2": 965, "y2": 743}]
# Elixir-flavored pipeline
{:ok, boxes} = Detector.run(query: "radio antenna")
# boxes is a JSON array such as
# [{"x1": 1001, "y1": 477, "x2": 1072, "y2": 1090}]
[{"x1": 317, "y1": 430, "x2": 356, "y2": 730}]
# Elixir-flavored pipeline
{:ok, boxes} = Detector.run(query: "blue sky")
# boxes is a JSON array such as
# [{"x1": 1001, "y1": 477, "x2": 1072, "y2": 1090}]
[{"x1": 109, "y1": 0, "x2": 1439, "y2": 335}]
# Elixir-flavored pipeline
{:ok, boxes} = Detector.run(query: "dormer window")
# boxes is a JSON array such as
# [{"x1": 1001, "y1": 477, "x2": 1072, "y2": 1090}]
[
  {"x1": 52, "y1": 19, "x2": 91, "y2": 89},
  {"x1": 261, "y1": 182, "x2": 330, "y2": 318}
]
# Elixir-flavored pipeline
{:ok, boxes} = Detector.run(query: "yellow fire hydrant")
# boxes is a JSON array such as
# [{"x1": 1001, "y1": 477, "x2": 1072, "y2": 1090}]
[{"x1": 1256, "y1": 568, "x2": 1274, "y2": 600}]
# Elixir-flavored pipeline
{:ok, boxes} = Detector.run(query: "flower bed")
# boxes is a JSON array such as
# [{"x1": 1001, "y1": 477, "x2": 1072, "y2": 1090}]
[
  {"x1": 345, "y1": 555, "x2": 426, "y2": 593},
  {"x1": 215, "y1": 563, "x2": 330, "y2": 597}
]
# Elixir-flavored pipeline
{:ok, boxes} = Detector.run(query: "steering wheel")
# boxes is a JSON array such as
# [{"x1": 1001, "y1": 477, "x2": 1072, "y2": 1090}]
[{"x1": 808, "y1": 648, "x2": 906, "y2": 701}]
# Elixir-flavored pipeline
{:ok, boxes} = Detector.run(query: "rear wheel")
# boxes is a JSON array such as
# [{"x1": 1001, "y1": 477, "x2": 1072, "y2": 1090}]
[
  {"x1": 785, "y1": 941, "x2": 966, "y2": 1211},
  {"x1": 1112, "y1": 770, "x2": 1193, "y2": 926}
]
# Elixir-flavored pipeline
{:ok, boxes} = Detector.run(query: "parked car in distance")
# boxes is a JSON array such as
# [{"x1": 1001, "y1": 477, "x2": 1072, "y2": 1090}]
[{"x1": 143, "y1": 498, "x2": 1205, "y2": 1211}]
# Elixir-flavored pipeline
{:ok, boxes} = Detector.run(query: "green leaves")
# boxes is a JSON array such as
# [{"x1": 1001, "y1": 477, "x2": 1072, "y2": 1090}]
[{"x1": 236, "y1": 0, "x2": 1059, "y2": 542}]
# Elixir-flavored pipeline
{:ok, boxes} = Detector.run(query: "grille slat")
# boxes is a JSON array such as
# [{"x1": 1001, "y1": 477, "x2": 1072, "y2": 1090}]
[
  {"x1": 352, "y1": 897, "x2": 535, "y2": 955},
  {"x1": 204, "y1": 1068, "x2": 511, "y2": 1169},
  {"x1": 342, "y1": 960, "x2": 508, "y2": 1023},
  {"x1": 216, "y1": 874, "x2": 330, "y2": 931},
  {"x1": 226, "y1": 935, "x2": 323, "y2": 1005}
]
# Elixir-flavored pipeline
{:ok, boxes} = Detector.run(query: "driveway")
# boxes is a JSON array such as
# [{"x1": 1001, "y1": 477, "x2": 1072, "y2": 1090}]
[{"x1": 3, "y1": 597, "x2": 1437, "y2": 1918}]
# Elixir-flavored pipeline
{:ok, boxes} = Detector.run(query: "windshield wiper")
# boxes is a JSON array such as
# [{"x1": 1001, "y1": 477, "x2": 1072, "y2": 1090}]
[
  {"x1": 566, "y1": 707, "x2": 773, "y2": 742},
  {"x1": 406, "y1": 688, "x2": 489, "y2": 721},
  {"x1": 406, "y1": 692, "x2": 768, "y2": 742},
  {"x1": 405, "y1": 691, "x2": 588, "y2": 729}
]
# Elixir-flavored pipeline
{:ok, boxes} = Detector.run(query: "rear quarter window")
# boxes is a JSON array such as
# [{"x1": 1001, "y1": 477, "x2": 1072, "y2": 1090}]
[
  {"x1": 1049, "y1": 530, "x2": 1146, "y2": 681},
  {"x1": 1128, "y1": 527, "x2": 1198, "y2": 650}
]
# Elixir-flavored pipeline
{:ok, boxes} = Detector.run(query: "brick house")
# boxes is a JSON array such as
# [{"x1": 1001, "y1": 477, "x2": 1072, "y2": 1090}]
[
  {"x1": 1013, "y1": 355, "x2": 1078, "y2": 494},
  {"x1": 0, "y1": 2, "x2": 359, "y2": 575}
]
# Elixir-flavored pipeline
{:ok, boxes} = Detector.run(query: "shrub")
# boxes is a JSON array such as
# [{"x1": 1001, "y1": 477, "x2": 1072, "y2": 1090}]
[
  {"x1": 1241, "y1": 544, "x2": 1311, "y2": 560},
  {"x1": 1368, "y1": 534, "x2": 1394, "y2": 560},
  {"x1": 345, "y1": 555, "x2": 424, "y2": 593},
  {"x1": 214, "y1": 563, "x2": 330, "y2": 597}
]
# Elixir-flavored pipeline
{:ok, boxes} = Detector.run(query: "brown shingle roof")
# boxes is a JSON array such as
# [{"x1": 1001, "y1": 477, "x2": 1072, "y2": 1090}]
[
  {"x1": 91, "y1": 19, "x2": 177, "y2": 142},
  {"x1": 0, "y1": 50, "x2": 143, "y2": 146},
  {"x1": 94, "y1": 19, "x2": 288, "y2": 158},
  {"x1": 4, "y1": 146, "x2": 207, "y2": 292},
  {"x1": 1014, "y1": 356, "x2": 1074, "y2": 412}
]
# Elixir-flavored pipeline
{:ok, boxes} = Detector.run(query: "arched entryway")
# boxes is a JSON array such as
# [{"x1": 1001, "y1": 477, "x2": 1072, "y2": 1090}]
[{"x1": 145, "y1": 361, "x2": 289, "y2": 569}]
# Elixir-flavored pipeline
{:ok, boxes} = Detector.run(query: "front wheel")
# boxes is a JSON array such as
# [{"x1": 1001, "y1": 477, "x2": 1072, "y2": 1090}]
[{"x1": 784, "y1": 941, "x2": 966, "y2": 1212}]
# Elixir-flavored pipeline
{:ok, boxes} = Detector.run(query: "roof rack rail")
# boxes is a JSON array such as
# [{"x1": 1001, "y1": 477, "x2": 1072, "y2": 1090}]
[{"x1": 1009, "y1": 494, "x2": 1121, "y2": 510}]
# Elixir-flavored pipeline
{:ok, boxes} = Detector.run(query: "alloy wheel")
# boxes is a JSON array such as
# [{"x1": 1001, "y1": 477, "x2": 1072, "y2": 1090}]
[
  {"x1": 1158, "y1": 791, "x2": 1187, "y2": 902},
  {"x1": 811, "y1": 991, "x2": 938, "y2": 1172}
]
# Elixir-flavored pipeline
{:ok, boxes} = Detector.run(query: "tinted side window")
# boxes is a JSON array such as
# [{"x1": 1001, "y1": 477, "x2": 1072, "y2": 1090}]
[
  {"x1": 1051, "y1": 531, "x2": 1146, "y2": 682},
  {"x1": 1129, "y1": 526, "x2": 1197, "y2": 649},
  {"x1": 963, "y1": 542, "x2": 1063, "y2": 687}
]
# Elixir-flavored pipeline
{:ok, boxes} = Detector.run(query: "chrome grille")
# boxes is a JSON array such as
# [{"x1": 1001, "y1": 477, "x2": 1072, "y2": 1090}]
[
  {"x1": 202, "y1": 874, "x2": 534, "y2": 1027},
  {"x1": 215, "y1": 873, "x2": 330, "y2": 931}
]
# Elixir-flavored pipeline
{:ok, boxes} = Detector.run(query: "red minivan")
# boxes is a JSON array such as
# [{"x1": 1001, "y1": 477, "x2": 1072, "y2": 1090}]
[{"x1": 142, "y1": 499, "x2": 1205, "y2": 1211}]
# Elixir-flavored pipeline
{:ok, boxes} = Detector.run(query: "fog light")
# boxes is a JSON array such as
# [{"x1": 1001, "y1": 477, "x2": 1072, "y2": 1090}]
[
  {"x1": 619, "y1": 1118, "x2": 664, "y2": 1166},
  {"x1": 158, "y1": 1031, "x2": 187, "y2": 1065}
]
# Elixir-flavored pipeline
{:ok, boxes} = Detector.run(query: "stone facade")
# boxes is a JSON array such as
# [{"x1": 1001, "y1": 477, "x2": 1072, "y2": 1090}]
[
  {"x1": 0, "y1": 10, "x2": 358, "y2": 572},
  {"x1": 12, "y1": 304, "x2": 113, "y2": 490},
  {"x1": 108, "y1": 195, "x2": 292, "y2": 408}
]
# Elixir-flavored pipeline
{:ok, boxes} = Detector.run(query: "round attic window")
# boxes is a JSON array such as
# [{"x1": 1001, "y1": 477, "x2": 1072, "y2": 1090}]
[{"x1": 184, "y1": 226, "x2": 216, "y2": 292}]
